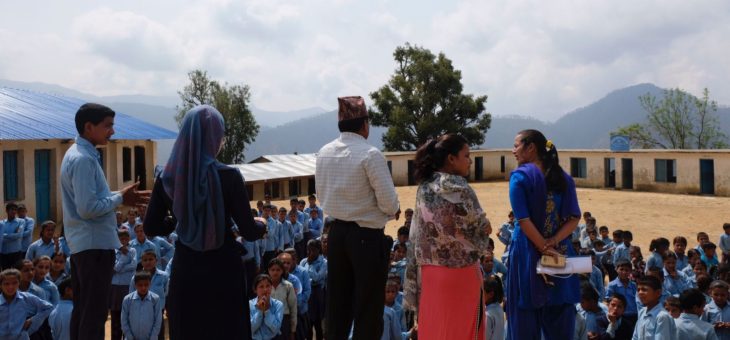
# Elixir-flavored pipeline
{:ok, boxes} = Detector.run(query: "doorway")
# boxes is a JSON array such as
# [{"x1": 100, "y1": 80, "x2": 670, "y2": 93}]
[
  {"x1": 621, "y1": 158, "x2": 633, "y2": 189},
  {"x1": 604, "y1": 158, "x2": 616, "y2": 188},
  {"x1": 35, "y1": 150, "x2": 52, "y2": 222},
  {"x1": 134, "y1": 146, "x2": 147, "y2": 190},
  {"x1": 700, "y1": 159, "x2": 715, "y2": 195}
]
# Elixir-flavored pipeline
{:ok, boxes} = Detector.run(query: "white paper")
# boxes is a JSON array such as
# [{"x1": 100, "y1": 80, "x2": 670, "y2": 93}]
[{"x1": 536, "y1": 256, "x2": 593, "y2": 275}]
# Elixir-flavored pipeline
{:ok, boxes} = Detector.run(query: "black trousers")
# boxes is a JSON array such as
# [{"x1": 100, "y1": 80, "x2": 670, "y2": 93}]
[
  {"x1": 70, "y1": 249, "x2": 115, "y2": 340},
  {"x1": 0, "y1": 251, "x2": 24, "y2": 270},
  {"x1": 244, "y1": 259, "x2": 258, "y2": 299},
  {"x1": 326, "y1": 221, "x2": 389, "y2": 340}
]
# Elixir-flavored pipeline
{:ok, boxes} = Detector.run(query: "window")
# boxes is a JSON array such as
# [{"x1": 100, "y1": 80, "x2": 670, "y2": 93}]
[
  {"x1": 655, "y1": 159, "x2": 677, "y2": 183},
  {"x1": 271, "y1": 181, "x2": 280, "y2": 198},
  {"x1": 289, "y1": 179, "x2": 300, "y2": 197},
  {"x1": 122, "y1": 147, "x2": 132, "y2": 182},
  {"x1": 500, "y1": 156, "x2": 506, "y2": 173},
  {"x1": 308, "y1": 178, "x2": 316, "y2": 195},
  {"x1": 3, "y1": 151, "x2": 19, "y2": 201},
  {"x1": 570, "y1": 158, "x2": 587, "y2": 178}
]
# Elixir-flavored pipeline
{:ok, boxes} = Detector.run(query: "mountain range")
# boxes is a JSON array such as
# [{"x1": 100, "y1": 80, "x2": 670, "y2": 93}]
[{"x1": 1, "y1": 79, "x2": 728, "y2": 163}]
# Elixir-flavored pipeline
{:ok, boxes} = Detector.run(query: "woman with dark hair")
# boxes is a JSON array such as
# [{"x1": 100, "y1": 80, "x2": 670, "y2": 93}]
[
  {"x1": 143, "y1": 105, "x2": 265, "y2": 339},
  {"x1": 506, "y1": 129, "x2": 582, "y2": 339},
  {"x1": 404, "y1": 134, "x2": 491, "y2": 340}
]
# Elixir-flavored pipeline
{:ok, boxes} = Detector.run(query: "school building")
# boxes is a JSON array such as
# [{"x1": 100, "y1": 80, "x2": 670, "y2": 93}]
[
  {"x1": 0, "y1": 87, "x2": 177, "y2": 224},
  {"x1": 240, "y1": 149, "x2": 730, "y2": 200}
]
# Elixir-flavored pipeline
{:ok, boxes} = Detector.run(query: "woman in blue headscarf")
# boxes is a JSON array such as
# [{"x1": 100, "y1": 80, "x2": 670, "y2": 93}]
[
  {"x1": 144, "y1": 105, "x2": 265, "y2": 339},
  {"x1": 506, "y1": 129, "x2": 581, "y2": 340}
]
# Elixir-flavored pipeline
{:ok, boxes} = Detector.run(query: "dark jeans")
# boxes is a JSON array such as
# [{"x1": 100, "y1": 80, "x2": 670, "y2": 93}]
[
  {"x1": 326, "y1": 221, "x2": 389, "y2": 340},
  {"x1": 0, "y1": 251, "x2": 23, "y2": 270},
  {"x1": 70, "y1": 249, "x2": 115, "y2": 340}
]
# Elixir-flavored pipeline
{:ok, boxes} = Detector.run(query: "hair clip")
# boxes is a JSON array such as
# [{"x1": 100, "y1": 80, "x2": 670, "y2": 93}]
[{"x1": 546, "y1": 140, "x2": 554, "y2": 151}]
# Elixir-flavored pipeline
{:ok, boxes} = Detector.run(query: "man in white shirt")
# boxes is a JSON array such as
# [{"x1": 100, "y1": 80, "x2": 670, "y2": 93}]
[{"x1": 316, "y1": 96, "x2": 400, "y2": 340}]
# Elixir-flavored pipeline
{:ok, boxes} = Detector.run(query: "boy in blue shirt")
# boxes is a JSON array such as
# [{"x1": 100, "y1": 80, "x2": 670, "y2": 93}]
[
  {"x1": 720, "y1": 224, "x2": 730, "y2": 264},
  {"x1": 129, "y1": 250, "x2": 169, "y2": 340},
  {"x1": 307, "y1": 210, "x2": 323, "y2": 239},
  {"x1": 49, "y1": 277, "x2": 73, "y2": 340},
  {"x1": 122, "y1": 271, "x2": 163, "y2": 340},
  {"x1": 262, "y1": 205, "x2": 282, "y2": 269},
  {"x1": 278, "y1": 208, "x2": 295, "y2": 250},
  {"x1": 1, "y1": 202, "x2": 26, "y2": 270},
  {"x1": 606, "y1": 260, "x2": 638, "y2": 323},
  {"x1": 17, "y1": 205, "x2": 35, "y2": 254},
  {"x1": 130, "y1": 223, "x2": 160, "y2": 264},
  {"x1": 612, "y1": 231, "x2": 633, "y2": 267},
  {"x1": 151, "y1": 236, "x2": 174, "y2": 272},
  {"x1": 0, "y1": 268, "x2": 53, "y2": 339},
  {"x1": 303, "y1": 194, "x2": 323, "y2": 222},
  {"x1": 302, "y1": 240, "x2": 327, "y2": 340},
  {"x1": 111, "y1": 230, "x2": 137, "y2": 340},
  {"x1": 676, "y1": 288, "x2": 718, "y2": 339},
  {"x1": 632, "y1": 275, "x2": 676, "y2": 339},
  {"x1": 578, "y1": 283, "x2": 608, "y2": 337},
  {"x1": 703, "y1": 242, "x2": 721, "y2": 270},
  {"x1": 25, "y1": 221, "x2": 59, "y2": 261},
  {"x1": 702, "y1": 280, "x2": 730, "y2": 339}
]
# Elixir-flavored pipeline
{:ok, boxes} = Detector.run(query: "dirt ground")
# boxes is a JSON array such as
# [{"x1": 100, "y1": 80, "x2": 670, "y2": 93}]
[{"x1": 102, "y1": 182, "x2": 729, "y2": 338}]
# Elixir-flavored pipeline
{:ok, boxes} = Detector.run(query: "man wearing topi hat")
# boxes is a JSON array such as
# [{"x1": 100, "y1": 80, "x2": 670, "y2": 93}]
[{"x1": 315, "y1": 96, "x2": 400, "y2": 339}]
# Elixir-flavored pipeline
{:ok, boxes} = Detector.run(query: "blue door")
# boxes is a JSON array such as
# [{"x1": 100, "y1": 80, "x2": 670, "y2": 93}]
[
  {"x1": 35, "y1": 150, "x2": 52, "y2": 222},
  {"x1": 700, "y1": 159, "x2": 714, "y2": 195}
]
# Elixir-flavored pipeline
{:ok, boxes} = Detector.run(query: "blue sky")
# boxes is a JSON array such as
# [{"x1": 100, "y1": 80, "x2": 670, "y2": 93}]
[{"x1": 1, "y1": 0, "x2": 728, "y2": 120}]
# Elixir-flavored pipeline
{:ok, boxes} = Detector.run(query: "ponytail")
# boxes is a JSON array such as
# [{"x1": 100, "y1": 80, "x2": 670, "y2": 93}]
[
  {"x1": 518, "y1": 129, "x2": 567, "y2": 192},
  {"x1": 414, "y1": 134, "x2": 468, "y2": 184}
]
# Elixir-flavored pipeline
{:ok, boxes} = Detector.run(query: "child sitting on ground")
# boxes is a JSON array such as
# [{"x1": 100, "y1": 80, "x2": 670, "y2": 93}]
[
  {"x1": 0, "y1": 268, "x2": 53, "y2": 339},
  {"x1": 676, "y1": 288, "x2": 718, "y2": 339},
  {"x1": 594, "y1": 294, "x2": 635, "y2": 340},
  {"x1": 646, "y1": 238, "x2": 670, "y2": 273},
  {"x1": 674, "y1": 236, "x2": 689, "y2": 271},
  {"x1": 32, "y1": 256, "x2": 59, "y2": 306},
  {"x1": 122, "y1": 271, "x2": 163, "y2": 340},
  {"x1": 49, "y1": 277, "x2": 73, "y2": 340},
  {"x1": 632, "y1": 275, "x2": 676, "y2": 339},
  {"x1": 384, "y1": 280, "x2": 413, "y2": 339},
  {"x1": 579, "y1": 283, "x2": 608, "y2": 337},
  {"x1": 250, "y1": 274, "x2": 284, "y2": 340},
  {"x1": 47, "y1": 252, "x2": 68, "y2": 286},
  {"x1": 605, "y1": 260, "x2": 638, "y2": 322}
]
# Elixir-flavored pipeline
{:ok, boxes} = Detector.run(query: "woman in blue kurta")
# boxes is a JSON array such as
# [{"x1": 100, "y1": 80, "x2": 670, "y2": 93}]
[{"x1": 506, "y1": 129, "x2": 582, "y2": 340}]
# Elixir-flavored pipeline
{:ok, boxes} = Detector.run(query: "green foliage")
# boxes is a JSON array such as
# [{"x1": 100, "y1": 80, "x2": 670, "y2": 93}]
[
  {"x1": 614, "y1": 88, "x2": 727, "y2": 149},
  {"x1": 369, "y1": 43, "x2": 491, "y2": 151},
  {"x1": 175, "y1": 70, "x2": 260, "y2": 164}
]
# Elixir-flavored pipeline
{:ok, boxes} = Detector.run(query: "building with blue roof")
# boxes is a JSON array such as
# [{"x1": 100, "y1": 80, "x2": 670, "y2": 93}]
[{"x1": 0, "y1": 87, "x2": 177, "y2": 223}]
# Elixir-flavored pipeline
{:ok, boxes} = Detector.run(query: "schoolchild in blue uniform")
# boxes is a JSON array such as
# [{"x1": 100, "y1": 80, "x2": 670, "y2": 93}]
[
  {"x1": 129, "y1": 250, "x2": 169, "y2": 340},
  {"x1": 676, "y1": 288, "x2": 718, "y2": 340},
  {"x1": 612, "y1": 231, "x2": 633, "y2": 268},
  {"x1": 278, "y1": 208, "x2": 295, "y2": 250},
  {"x1": 0, "y1": 268, "x2": 53, "y2": 339},
  {"x1": 17, "y1": 205, "x2": 35, "y2": 254},
  {"x1": 484, "y1": 276, "x2": 505, "y2": 340},
  {"x1": 606, "y1": 260, "x2": 638, "y2": 322},
  {"x1": 1, "y1": 202, "x2": 26, "y2": 270},
  {"x1": 702, "y1": 280, "x2": 730, "y2": 340},
  {"x1": 632, "y1": 275, "x2": 677, "y2": 339},
  {"x1": 47, "y1": 253, "x2": 69, "y2": 286},
  {"x1": 303, "y1": 195, "x2": 323, "y2": 224},
  {"x1": 646, "y1": 238, "x2": 670, "y2": 274},
  {"x1": 301, "y1": 239, "x2": 327, "y2": 340},
  {"x1": 577, "y1": 283, "x2": 608, "y2": 335},
  {"x1": 389, "y1": 244, "x2": 407, "y2": 286},
  {"x1": 250, "y1": 274, "x2": 284, "y2": 340},
  {"x1": 151, "y1": 236, "x2": 174, "y2": 271},
  {"x1": 32, "y1": 256, "x2": 59, "y2": 306},
  {"x1": 662, "y1": 251, "x2": 692, "y2": 297},
  {"x1": 111, "y1": 230, "x2": 137, "y2": 340},
  {"x1": 122, "y1": 271, "x2": 163, "y2": 340},
  {"x1": 129, "y1": 223, "x2": 160, "y2": 264},
  {"x1": 49, "y1": 278, "x2": 73, "y2": 340},
  {"x1": 281, "y1": 249, "x2": 311, "y2": 340},
  {"x1": 262, "y1": 205, "x2": 283, "y2": 270},
  {"x1": 674, "y1": 236, "x2": 690, "y2": 272},
  {"x1": 16, "y1": 260, "x2": 47, "y2": 301},
  {"x1": 307, "y1": 210, "x2": 323, "y2": 239},
  {"x1": 25, "y1": 221, "x2": 59, "y2": 261}
]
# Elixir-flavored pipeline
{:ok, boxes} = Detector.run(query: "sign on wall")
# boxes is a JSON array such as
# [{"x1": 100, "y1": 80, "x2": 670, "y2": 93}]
[{"x1": 610, "y1": 135, "x2": 630, "y2": 152}]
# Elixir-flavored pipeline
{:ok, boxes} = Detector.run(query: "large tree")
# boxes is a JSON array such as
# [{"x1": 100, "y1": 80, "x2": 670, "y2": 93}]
[
  {"x1": 369, "y1": 44, "x2": 491, "y2": 151},
  {"x1": 614, "y1": 88, "x2": 727, "y2": 149},
  {"x1": 175, "y1": 69, "x2": 260, "y2": 164}
]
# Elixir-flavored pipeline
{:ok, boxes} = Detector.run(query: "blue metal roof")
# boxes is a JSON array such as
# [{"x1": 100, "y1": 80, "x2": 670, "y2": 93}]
[{"x1": 0, "y1": 87, "x2": 178, "y2": 140}]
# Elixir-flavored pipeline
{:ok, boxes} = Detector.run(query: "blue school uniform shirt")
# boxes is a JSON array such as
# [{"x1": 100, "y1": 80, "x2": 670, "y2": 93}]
[
  {"x1": 239, "y1": 237, "x2": 260, "y2": 267},
  {"x1": 121, "y1": 291, "x2": 163, "y2": 340},
  {"x1": 632, "y1": 303, "x2": 677, "y2": 340},
  {"x1": 676, "y1": 313, "x2": 718, "y2": 340},
  {"x1": 304, "y1": 206, "x2": 323, "y2": 220},
  {"x1": 702, "y1": 300, "x2": 730, "y2": 339},
  {"x1": 493, "y1": 258, "x2": 508, "y2": 276},
  {"x1": 646, "y1": 251, "x2": 664, "y2": 273},
  {"x1": 112, "y1": 247, "x2": 138, "y2": 286},
  {"x1": 129, "y1": 237, "x2": 160, "y2": 263},
  {"x1": 291, "y1": 265, "x2": 311, "y2": 315},
  {"x1": 49, "y1": 299, "x2": 73, "y2": 340},
  {"x1": 720, "y1": 234, "x2": 730, "y2": 256},
  {"x1": 129, "y1": 269, "x2": 169, "y2": 307},
  {"x1": 497, "y1": 221, "x2": 513, "y2": 246},
  {"x1": 485, "y1": 302, "x2": 505, "y2": 340},
  {"x1": 577, "y1": 303, "x2": 608, "y2": 333},
  {"x1": 1, "y1": 217, "x2": 25, "y2": 254},
  {"x1": 291, "y1": 221, "x2": 304, "y2": 243},
  {"x1": 20, "y1": 217, "x2": 35, "y2": 251},
  {"x1": 58, "y1": 237, "x2": 71, "y2": 258},
  {"x1": 613, "y1": 243, "x2": 631, "y2": 266},
  {"x1": 663, "y1": 268, "x2": 692, "y2": 297},
  {"x1": 263, "y1": 217, "x2": 282, "y2": 252},
  {"x1": 381, "y1": 306, "x2": 401, "y2": 340},
  {"x1": 151, "y1": 236, "x2": 175, "y2": 271},
  {"x1": 295, "y1": 210, "x2": 308, "y2": 226},
  {"x1": 0, "y1": 291, "x2": 54, "y2": 339},
  {"x1": 301, "y1": 255, "x2": 327, "y2": 286},
  {"x1": 308, "y1": 218, "x2": 323, "y2": 238},
  {"x1": 389, "y1": 259, "x2": 406, "y2": 286},
  {"x1": 606, "y1": 278, "x2": 638, "y2": 317},
  {"x1": 25, "y1": 238, "x2": 58, "y2": 260},
  {"x1": 702, "y1": 254, "x2": 720, "y2": 269},
  {"x1": 279, "y1": 219, "x2": 295, "y2": 247},
  {"x1": 60, "y1": 136, "x2": 122, "y2": 253},
  {"x1": 590, "y1": 265, "x2": 606, "y2": 298},
  {"x1": 676, "y1": 253, "x2": 689, "y2": 271},
  {"x1": 23, "y1": 282, "x2": 47, "y2": 301},
  {"x1": 35, "y1": 278, "x2": 60, "y2": 306},
  {"x1": 249, "y1": 296, "x2": 284, "y2": 340}
]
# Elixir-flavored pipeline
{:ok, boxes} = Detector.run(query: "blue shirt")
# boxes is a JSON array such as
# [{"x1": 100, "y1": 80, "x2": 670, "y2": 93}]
[
  {"x1": 129, "y1": 270, "x2": 169, "y2": 308},
  {"x1": 249, "y1": 297, "x2": 284, "y2": 340},
  {"x1": 1, "y1": 218, "x2": 25, "y2": 254},
  {"x1": 60, "y1": 137, "x2": 122, "y2": 253},
  {"x1": 20, "y1": 217, "x2": 35, "y2": 251},
  {"x1": 151, "y1": 236, "x2": 175, "y2": 271},
  {"x1": 301, "y1": 255, "x2": 327, "y2": 286},
  {"x1": 25, "y1": 239, "x2": 58, "y2": 261},
  {"x1": 646, "y1": 251, "x2": 664, "y2": 273},
  {"x1": 676, "y1": 313, "x2": 718, "y2": 340},
  {"x1": 263, "y1": 218, "x2": 283, "y2": 252},
  {"x1": 291, "y1": 265, "x2": 311, "y2": 315},
  {"x1": 129, "y1": 237, "x2": 160, "y2": 263},
  {"x1": 23, "y1": 282, "x2": 47, "y2": 301},
  {"x1": 49, "y1": 299, "x2": 73, "y2": 340},
  {"x1": 632, "y1": 303, "x2": 677, "y2": 340},
  {"x1": 389, "y1": 259, "x2": 406, "y2": 286},
  {"x1": 676, "y1": 253, "x2": 689, "y2": 271},
  {"x1": 0, "y1": 291, "x2": 53, "y2": 338},
  {"x1": 381, "y1": 306, "x2": 401, "y2": 340},
  {"x1": 606, "y1": 278, "x2": 638, "y2": 316},
  {"x1": 239, "y1": 238, "x2": 260, "y2": 266},
  {"x1": 590, "y1": 265, "x2": 606, "y2": 298},
  {"x1": 702, "y1": 300, "x2": 730, "y2": 339},
  {"x1": 308, "y1": 218, "x2": 323, "y2": 238},
  {"x1": 112, "y1": 247, "x2": 138, "y2": 286},
  {"x1": 485, "y1": 302, "x2": 505, "y2": 340},
  {"x1": 121, "y1": 291, "x2": 163, "y2": 340},
  {"x1": 720, "y1": 234, "x2": 730, "y2": 255},
  {"x1": 613, "y1": 243, "x2": 631, "y2": 266},
  {"x1": 279, "y1": 220, "x2": 295, "y2": 247},
  {"x1": 497, "y1": 221, "x2": 513, "y2": 246},
  {"x1": 34, "y1": 278, "x2": 60, "y2": 306},
  {"x1": 577, "y1": 303, "x2": 608, "y2": 333},
  {"x1": 663, "y1": 268, "x2": 692, "y2": 297},
  {"x1": 291, "y1": 221, "x2": 304, "y2": 243},
  {"x1": 304, "y1": 206, "x2": 323, "y2": 221}
]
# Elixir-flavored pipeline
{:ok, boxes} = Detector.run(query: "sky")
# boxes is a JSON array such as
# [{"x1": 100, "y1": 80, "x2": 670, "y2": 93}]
[{"x1": 1, "y1": 0, "x2": 729, "y2": 121}]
